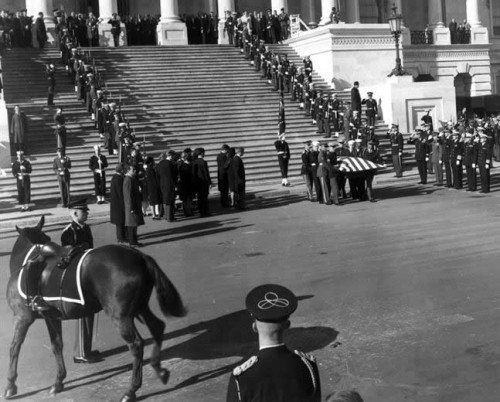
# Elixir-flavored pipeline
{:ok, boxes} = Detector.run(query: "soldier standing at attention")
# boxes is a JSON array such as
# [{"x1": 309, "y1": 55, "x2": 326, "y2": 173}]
[
  {"x1": 226, "y1": 284, "x2": 321, "y2": 401},
  {"x1": 11, "y1": 150, "x2": 32, "y2": 212},
  {"x1": 362, "y1": 92, "x2": 377, "y2": 127},
  {"x1": 89, "y1": 145, "x2": 108, "y2": 204},
  {"x1": 387, "y1": 124, "x2": 404, "y2": 177},
  {"x1": 275, "y1": 134, "x2": 291, "y2": 186},
  {"x1": 217, "y1": 144, "x2": 231, "y2": 207},
  {"x1": 407, "y1": 128, "x2": 430, "y2": 185},
  {"x1": 53, "y1": 147, "x2": 71, "y2": 207},
  {"x1": 61, "y1": 199, "x2": 100, "y2": 364},
  {"x1": 477, "y1": 132, "x2": 492, "y2": 193}
]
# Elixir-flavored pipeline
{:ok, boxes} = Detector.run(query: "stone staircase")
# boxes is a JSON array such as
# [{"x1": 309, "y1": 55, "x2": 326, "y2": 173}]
[{"x1": 0, "y1": 45, "x2": 399, "y2": 210}]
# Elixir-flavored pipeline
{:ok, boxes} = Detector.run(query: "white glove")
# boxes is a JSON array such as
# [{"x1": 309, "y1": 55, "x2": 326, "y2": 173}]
[
  {"x1": 472, "y1": 163, "x2": 476, "y2": 168},
  {"x1": 486, "y1": 164, "x2": 490, "y2": 169},
  {"x1": 439, "y1": 160, "x2": 442, "y2": 164},
  {"x1": 425, "y1": 157, "x2": 429, "y2": 162},
  {"x1": 456, "y1": 161, "x2": 460, "y2": 166}
]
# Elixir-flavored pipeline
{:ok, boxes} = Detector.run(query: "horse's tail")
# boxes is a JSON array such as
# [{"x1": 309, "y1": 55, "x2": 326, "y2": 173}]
[{"x1": 143, "y1": 254, "x2": 187, "y2": 318}]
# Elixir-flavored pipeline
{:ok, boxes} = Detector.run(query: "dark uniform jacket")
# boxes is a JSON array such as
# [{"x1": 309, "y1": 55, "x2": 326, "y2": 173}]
[
  {"x1": 232, "y1": 155, "x2": 245, "y2": 190},
  {"x1": 407, "y1": 135, "x2": 430, "y2": 161},
  {"x1": 226, "y1": 345, "x2": 321, "y2": 402},
  {"x1": 12, "y1": 159, "x2": 32, "y2": 180},
  {"x1": 362, "y1": 98, "x2": 378, "y2": 116},
  {"x1": 110, "y1": 173, "x2": 125, "y2": 225},
  {"x1": 449, "y1": 139, "x2": 463, "y2": 163},
  {"x1": 274, "y1": 140, "x2": 290, "y2": 159},
  {"x1": 53, "y1": 155, "x2": 71, "y2": 180},
  {"x1": 300, "y1": 150, "x2": 310, "y2": 175},
  {"x1": 61, "y1": 220, "x2": 93, "y2": 249},
  {"x1": 477, "y1": 141, "x2": 492, "y2": 166}
]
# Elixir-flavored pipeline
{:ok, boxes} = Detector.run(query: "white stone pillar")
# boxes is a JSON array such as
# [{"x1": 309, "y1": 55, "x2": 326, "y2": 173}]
[
  {"x1": 99, "y1": 0, "x2": 117, "y2": 19},
  {"x1": 466, "y1": 0, "x2": 482, "y2": 27},
  {"x1": 26, "y1": 0, "x2": 56, "y2": 47},
  {"x1": 467, "y1": 0, "x2": 488, "y2": 43},
  {"x1": 218, "y1": 0, "x2": 235, "y2": 45},
  {"x1": 319, "y1": 0, "x2": 335, "y2": 25},
  {"x1": 271, "y1": 0, "x2": 287, "y2": 12},
  {"x1": 157, "y1": 0, "x2": 187, "y2": 45}
]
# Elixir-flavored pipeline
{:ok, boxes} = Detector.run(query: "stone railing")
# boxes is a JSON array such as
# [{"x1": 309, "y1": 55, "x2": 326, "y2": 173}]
[{"x1": 410, "y1": 30, "x2": 433, "y2": 45}]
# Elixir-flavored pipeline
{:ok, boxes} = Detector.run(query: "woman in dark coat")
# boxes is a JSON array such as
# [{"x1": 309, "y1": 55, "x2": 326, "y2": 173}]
[
  {"x1": 145, "y1": 156, "x2": 161, "y2": 219},
  {"x1": 110, "y1": 163, "x2": 126, "y2": 243}
]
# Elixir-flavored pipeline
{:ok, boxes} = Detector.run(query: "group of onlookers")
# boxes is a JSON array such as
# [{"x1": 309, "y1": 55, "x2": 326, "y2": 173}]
[{"x1": 448, "y1": 18, "x2": 471, "y2": 44}]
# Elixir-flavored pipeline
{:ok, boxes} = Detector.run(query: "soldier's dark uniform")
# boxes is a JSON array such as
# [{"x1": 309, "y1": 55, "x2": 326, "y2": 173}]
[
  {"x1": 407, "y1": 131, "x2": 430, "y2": 184},
  {"x1": 226, "y1": 284, "x2": 321, "y2": 402},
  {"x1": 477, "y1": 135, "x2": 492, "y2": 193},
  {"x1": 362, "y1": 93, "x2": 378, "y2": 127},
  {"x1": 11, "y1": 153, "x2": 32, "y2": 209},
  {"x1": 275, "y1": 138, "x2": 291, "y2": 185},
  {"x1": 442, "y1": 133, "x2": 453, "y2": 187},
  {"x1": 53, "y1": 150, "x2": 71, "y2": 207},
  {"x1": 61, "y1": 199, "x2": 95, "y2": 363},
  {"x1": 463, "y1": 137, "x2": 478, "y2": 191},
  {"x1": 449, "y1": 133, "x2": 464, "y2": 189}
]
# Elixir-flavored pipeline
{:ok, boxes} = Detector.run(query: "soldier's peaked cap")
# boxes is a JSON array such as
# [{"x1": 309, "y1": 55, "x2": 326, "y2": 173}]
[
  {"x1": 68, "y1": 198, "x2": 89, "y2": 212},
  {"x1": 246, "y1": 284, "x2": 298, "y2": 322}
]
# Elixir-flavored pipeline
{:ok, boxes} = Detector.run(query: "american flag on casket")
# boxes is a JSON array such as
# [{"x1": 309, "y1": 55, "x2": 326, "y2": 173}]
[{"x1": 338, "y1": 157, "x2": 386, "y2": 177}]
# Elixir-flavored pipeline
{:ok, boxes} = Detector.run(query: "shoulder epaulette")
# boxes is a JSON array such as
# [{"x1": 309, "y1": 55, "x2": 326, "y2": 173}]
[
  {"x1": 233, "y1": 355, "x2": 258, "y2": 376},
  {"x1": 294, "y1": 350, "x2": 318, "y2": 392}
]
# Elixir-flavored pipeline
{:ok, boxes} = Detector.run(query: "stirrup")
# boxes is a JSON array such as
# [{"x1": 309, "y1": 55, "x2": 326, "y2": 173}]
[{"x1": 30, "y1": 296, "x2": 51, "y2": 312}]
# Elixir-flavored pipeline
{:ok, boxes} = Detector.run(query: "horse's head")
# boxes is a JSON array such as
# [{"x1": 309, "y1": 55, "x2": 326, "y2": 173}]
[{"x1": 15, "y1": 216, "x2": 51, "y2": 245}]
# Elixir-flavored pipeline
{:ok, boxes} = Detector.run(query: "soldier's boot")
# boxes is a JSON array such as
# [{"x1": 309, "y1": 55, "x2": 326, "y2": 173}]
[{"x1": 24, "y1": 259, "x2": 51, "y2": 312}]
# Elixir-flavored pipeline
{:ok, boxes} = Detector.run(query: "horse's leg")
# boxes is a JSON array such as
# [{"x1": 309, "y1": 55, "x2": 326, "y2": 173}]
[
  {"x1": 112, "y1": 317, "x2": 143, "y2": 402},
  {"x1": 141, "y1": 306, "x2": 169, "y2": 384},
  {"x1": 45, "y1": 319, "x2": 66, "y2": 396},
  {"x1": 4, "y1": 316, "x2": 34, "y2": 399}
]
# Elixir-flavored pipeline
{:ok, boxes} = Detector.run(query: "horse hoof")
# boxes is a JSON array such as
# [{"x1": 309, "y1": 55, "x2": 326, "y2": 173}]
[
  {"x1": 48, "y1": 383, "x2": 64, "y2": 396},
  {"x1": 157, "y1": 368, "x2": 170, "y2": 385},
  {"x1": 120, "y1": 392, "x2": 136, "y2": 402},
  {"x1": 4, "y1": 384, "x2": 18, "y2": 399}
]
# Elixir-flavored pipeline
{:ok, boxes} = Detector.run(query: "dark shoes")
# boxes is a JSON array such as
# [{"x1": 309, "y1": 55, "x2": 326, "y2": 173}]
[{"x1": 129, "y1": 243, "x2": 144, "y2": 248}]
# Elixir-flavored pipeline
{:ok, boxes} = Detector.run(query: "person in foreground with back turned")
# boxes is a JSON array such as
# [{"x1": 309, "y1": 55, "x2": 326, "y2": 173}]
[{"x1": 226, "y1": 284, "x2": 321, "y2": 401}]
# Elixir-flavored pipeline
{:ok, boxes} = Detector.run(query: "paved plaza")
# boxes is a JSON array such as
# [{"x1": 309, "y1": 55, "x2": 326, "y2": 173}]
[{"x1": 1, "y1": 178, "x2": 500, "y2": 401}]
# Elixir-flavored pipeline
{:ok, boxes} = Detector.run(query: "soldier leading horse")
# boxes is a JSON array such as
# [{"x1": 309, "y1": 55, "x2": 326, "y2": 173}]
[{"x1": 4, "y1": 216, "x2": 187, "y2": 402}]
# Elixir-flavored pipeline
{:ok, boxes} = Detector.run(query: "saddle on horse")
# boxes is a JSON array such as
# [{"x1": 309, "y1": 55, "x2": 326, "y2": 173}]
[{"x1": 24, "y1": 242, "x2": 83, "y2": 312}]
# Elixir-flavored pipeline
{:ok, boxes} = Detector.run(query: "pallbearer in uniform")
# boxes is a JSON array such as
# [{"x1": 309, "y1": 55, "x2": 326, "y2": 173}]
[
  {"x1": 226, "y1": 284, "x2": 321, "y2": 402},
  {"x1": 477, "y1": 133, "x2": 492, "y2": 193},
  {"x1": 60, "y1": 199, "x2": 100, "y2": 364},
  {"x1": 301, "y1": 140, "x2": 313, "y2": 201},
  {"x1": 11, "y1": 150, "x2": 32, "y2": 211},
  {"x1": 449, "y1": 130, "x2": 463, "y2": 189},
  {"x1": 275, "y1": 134, "x2": 291, "y2": 186},
  {"x1": 53, "y1": 147, "x2": 71, "y2": 207},
  {"x1": 88, "y1": 145, "x2": 108, "y2": 204}
]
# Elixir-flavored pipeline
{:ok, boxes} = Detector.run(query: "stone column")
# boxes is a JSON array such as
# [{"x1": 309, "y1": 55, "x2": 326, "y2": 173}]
[
  {"x1": 271, "y1": 0, "x2": 287, "y2": 12},
  {"x1": 344, "y1": 0, "x2": 360, "y2": 23},
  {"x1": 428, "y1": 0, "x2": 450, "y2": 44},
  {"x1": 427, "y1": 0, "x2": 444, "y2": 28},
  {"x1": 467, "y1": 0, "x2": 488, "y2": 43},
  {"x1": 319, "y1": 0, "x2": 335, "y2": 25},
  {"x1": 308, "y1": 0, "x2": 317, "y2": 28},
  {"x1": 98, "y1": 0, "x2": 127, "y2": 46},
  {"x1": 157, "y1": 0, "x2": 188, "y2": 45},
  {"x1": 218, "y1": 0, "x2": 236, "y2": 45},
  {"x1": 26, "y1": 0, "x2": 56, "y2": 47}
]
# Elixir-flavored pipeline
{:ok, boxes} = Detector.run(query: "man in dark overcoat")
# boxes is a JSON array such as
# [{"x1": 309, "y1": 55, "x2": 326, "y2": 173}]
[
  {"x1": 232, "y1": 147, "x2": 246, "y2": 210},
  {"x1": 34, "y1": 12, "x2": 47, "y2": 49},
  {"x1": 11, "y1": 105, "x2": 27, "y2": 152},
  {"x1": 217, "y1": 144, "x2": 230, "y2": 207},
  {"x1": 123, "y1": 164, "x2": 144, "y2": 247},
  {"x1": 110, "y1": 163, "x2": 126, "y2": 243},
  {"x1": 350, "y1": 81, "x2": 361, "y2": 114},
  {"x1": 192, "y1": 147, "x2": 213, "y2": 216},
  {"x1": 157, "y1": 150, "x2": 178, "y2": 222}
]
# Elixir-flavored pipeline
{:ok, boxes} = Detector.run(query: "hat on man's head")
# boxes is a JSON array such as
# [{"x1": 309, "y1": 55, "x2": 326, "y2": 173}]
[
  {"x1": 68, "y1": 198, "x2": 89, "y2": 212},
  {"x1": 245, "y1": 284, "x2": 298, "y2": 323},
  {"x1": 367, "y1": 92, "x2": 373, "y2": 96},
  {"x1": 391, "y1": 123, "x2": 399, "y2": 128},
  {"x1": 119, "y1": 122, "x2": 127, "y2": 128},
  {"x1": 303, "y1": 140, "x2": 312, "y2": 145},
  {"x1": 354, "y1": 81, "x2": 359, "y2": 86}
]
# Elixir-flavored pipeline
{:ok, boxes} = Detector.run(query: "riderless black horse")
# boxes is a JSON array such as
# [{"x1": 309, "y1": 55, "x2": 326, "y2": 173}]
[{"x1": 4, "y1": 216, "x2": 187, "y2": 402}]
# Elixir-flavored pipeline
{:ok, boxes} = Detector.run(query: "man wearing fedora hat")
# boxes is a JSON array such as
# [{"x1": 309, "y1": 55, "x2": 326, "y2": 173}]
[{"x1": 226, "y1": 284, "x2": 321, "y2": 401}]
